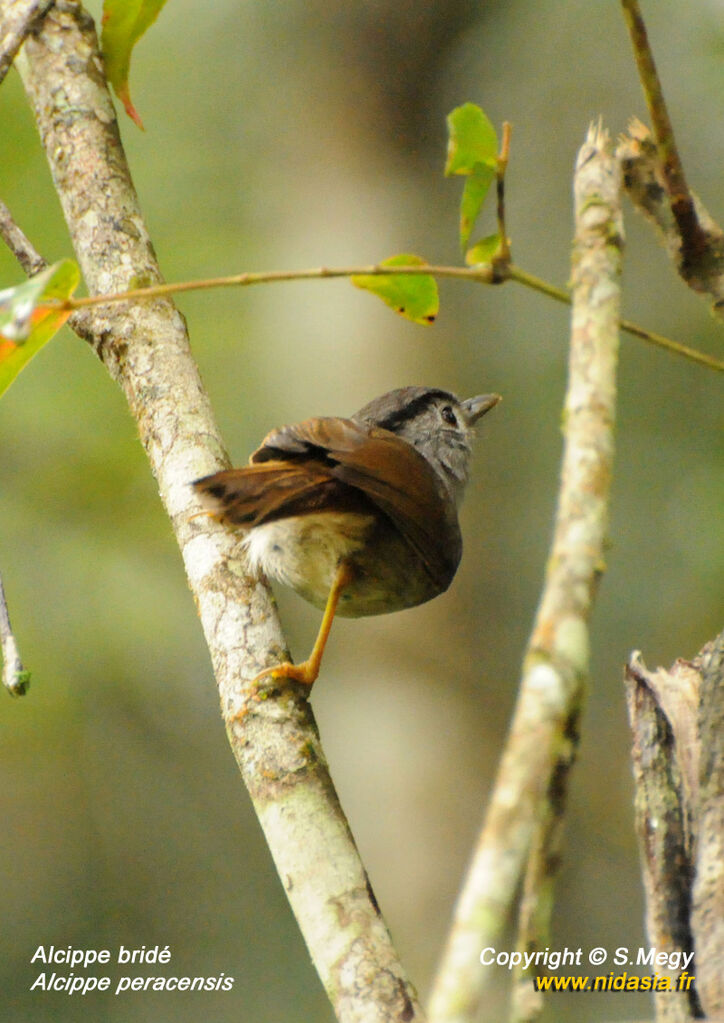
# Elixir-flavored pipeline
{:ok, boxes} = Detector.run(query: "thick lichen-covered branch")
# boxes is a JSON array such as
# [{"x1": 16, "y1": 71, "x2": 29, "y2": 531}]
[
  {"x1": 11, "y1": 3, "x2": 422, "y2": 1020},
  {"x1": 510, "y1": 124, "x2": 623, "y2": 1023},
  {"x1": 428, "y1": 123, "x2": 622, "y2": 1023}
]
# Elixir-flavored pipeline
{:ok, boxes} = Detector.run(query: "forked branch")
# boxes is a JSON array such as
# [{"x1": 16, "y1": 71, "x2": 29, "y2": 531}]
[{"x1": 619, "y1": 1, "x2": 724, "y2": 315}]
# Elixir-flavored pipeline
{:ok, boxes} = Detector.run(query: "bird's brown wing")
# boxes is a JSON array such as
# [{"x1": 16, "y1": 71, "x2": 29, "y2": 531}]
[
  {"x1": 251, "y1": 417, "x2": 462, "y2": 590},
  {"x1": 193, "y1": 461, "x2": 351, "y2": 526}
]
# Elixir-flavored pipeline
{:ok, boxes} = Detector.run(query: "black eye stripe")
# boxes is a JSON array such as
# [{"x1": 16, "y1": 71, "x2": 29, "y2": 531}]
[{"x1": 374, "y1": 390, "x2": 456, "y2": 432}]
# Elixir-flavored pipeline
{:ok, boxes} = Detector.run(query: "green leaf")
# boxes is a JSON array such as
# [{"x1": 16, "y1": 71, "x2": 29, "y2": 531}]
[
  {"x1": 445, "y1": 103, "x2": 498, "y2": 176},
  {"x1": 0, "y1": 260, "x2": 80, "y2": 398},
  {"x1": 351, "y1": 254, "x2": 438, "y2": 325},
  {"x1": 101, "y1": 0, "x2": 169, "y2": 129},
  {"x1": 465, "y1": 232, "x2": 503, "y2": 266},
  {"x1": 459, "y1": 164, "x2": 496, "y2": 250}
]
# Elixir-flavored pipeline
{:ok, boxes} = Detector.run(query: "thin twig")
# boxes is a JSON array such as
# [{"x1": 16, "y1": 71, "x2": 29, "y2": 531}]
[
  {"x1": 0, "y1": 199, "x2": 46, "y2": 275},
  {"x1": 428, "y1": 122, "x2": 622, "y2": 1023},
  {"x1": 35, "y1": 262, "x2": 721, "y2": 373},
  {"x1": 2, "y1": 187, "x2": 717, "y2": 373},
  {"x1": 0, "y1": 567, "x2": 30, "y2": 696},
  {"x1": 509, "y1": 264, "x2": 724, "y2": 371},
  {"x1": 0, "y1": 0, "x2": 52, "y2": 86},
  {"x1": 59, "y1": 263, "x2": 493, "y2": 307},
  {"x1": 619, "y1": 0, "x2": 710, "y2": 269},
  {"x1": 0, "y1": 197, "x2": 104, "y2": 345}
]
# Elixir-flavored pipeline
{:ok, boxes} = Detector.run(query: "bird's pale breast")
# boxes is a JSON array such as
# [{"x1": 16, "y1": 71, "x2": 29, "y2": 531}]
[{"x1": 243, "y1": 509, "x2": 441, "y2": 617}]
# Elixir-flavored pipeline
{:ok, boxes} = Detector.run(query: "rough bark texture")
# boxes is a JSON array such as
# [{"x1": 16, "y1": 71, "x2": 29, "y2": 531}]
[
  {"x1": 428, "y1": 123, "x2": 622, "y2": 1023},
  {"x1": 692, "y1": 635, "x2": 724, "y2": 1018},
  {"x1": 625, "y1": 630, "x2": 724, "y2": 1022},
  {"x1": 625, "y1": 654, "x2": 700, "y2": 1023},
  {"x1": 11, "y1": 3, "x2": 423, "y2": 1020}
]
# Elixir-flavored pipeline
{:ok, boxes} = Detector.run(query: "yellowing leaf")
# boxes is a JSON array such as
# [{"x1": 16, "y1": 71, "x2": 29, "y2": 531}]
[
  {"x1": 101, "y1": 0, "x2": 168, "y2": 129},
  {"x1": 351, "y1": 254, "x2": 438, "y2": 325},
  {"x1": 0, "y1": 260, "x2": 80, "y2": 398},
  {"x1": 445, "y1": 103, "x2": 498, "y2": 176},
  {"x1": 465, "y1": 233, "x2": 503, "y2": 266}
]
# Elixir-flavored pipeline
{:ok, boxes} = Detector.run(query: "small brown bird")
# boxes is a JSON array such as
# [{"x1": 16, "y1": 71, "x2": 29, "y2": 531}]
[{"x1": 193, "y1": 386, "x2": 500, "y2": 686}]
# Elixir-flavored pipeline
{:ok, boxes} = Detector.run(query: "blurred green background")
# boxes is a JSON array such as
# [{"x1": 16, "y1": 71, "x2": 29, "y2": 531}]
[{"x1": 1, "y1": 1, "x2": 721, "y2": 1021}]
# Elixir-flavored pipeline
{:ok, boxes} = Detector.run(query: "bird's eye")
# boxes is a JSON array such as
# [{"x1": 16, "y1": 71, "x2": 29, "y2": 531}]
[{"x1": 441, "y1": 405, "x2": 457, "y2": 426}]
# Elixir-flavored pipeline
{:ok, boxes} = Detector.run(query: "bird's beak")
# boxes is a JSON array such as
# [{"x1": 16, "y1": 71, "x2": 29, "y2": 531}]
[{"x1": 462, "y1": 393, "x2": 502, "y2": 423}]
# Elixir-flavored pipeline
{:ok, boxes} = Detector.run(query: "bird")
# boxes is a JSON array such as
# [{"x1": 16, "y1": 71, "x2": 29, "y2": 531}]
[{"x1": 192, "y1": 385, "x2": 500, "y2": 686}]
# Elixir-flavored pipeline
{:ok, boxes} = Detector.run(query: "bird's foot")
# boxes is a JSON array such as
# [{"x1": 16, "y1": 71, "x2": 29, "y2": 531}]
[{"x1": 251, "y1": 660, "x2": 319, "y2": 687}]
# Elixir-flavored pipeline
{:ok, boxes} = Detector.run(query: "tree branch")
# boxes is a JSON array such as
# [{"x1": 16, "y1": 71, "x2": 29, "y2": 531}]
[
  {"x1": 0, "y1": 564, "x2": 30, "y2": 695},
  {"x1": 494, "y1": 121, "x2": 512, "y2": 266},
  {"x1": 3, "y1": 196, "x2": 719, "y2": 372},
  {"x1": 509, "y1": 262, "x2": 722, "y2": 371},
  {"x1": 624, "y1": 653, "x2": 700, "y2": 1023},
  {"x1": 624, "y1": 630, "x2": 724, "y2": 1021},
  {"x1": 0, "y1": 197, "x2": 107, "y2": 347},
  {"x1": 693, "y1": 632, "x2": 724, "y2": 1019},
  {"x1": 618, "y1": 0, "x2": 724, "y2": 315},
  {"x1": 27, "y1": 260, "x2": 720, "y2": 373},
  {"x1": 617, "y1": 118, "x2": 724, "y2": 316},
  {"x1": 0, "y1": 0, "x2": 52, "y2": 86},
  {"x1": 619, "y1": 0, "x2": 712, "y2": 273},
  {"x1": 12, "y1": 3, "x2": 423, "y2": 1019},
  {"x1": 0, "y1": 197, "x2": 46, "y2": 275},
  {"x1": 428, "y1": 123, "x2": 622, "y2": 1023}
]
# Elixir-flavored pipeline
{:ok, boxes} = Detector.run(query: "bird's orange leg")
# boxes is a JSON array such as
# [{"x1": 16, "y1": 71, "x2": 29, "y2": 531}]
[{"x1": 252, "y1": 560, "x2": 354, "y2": 688}]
